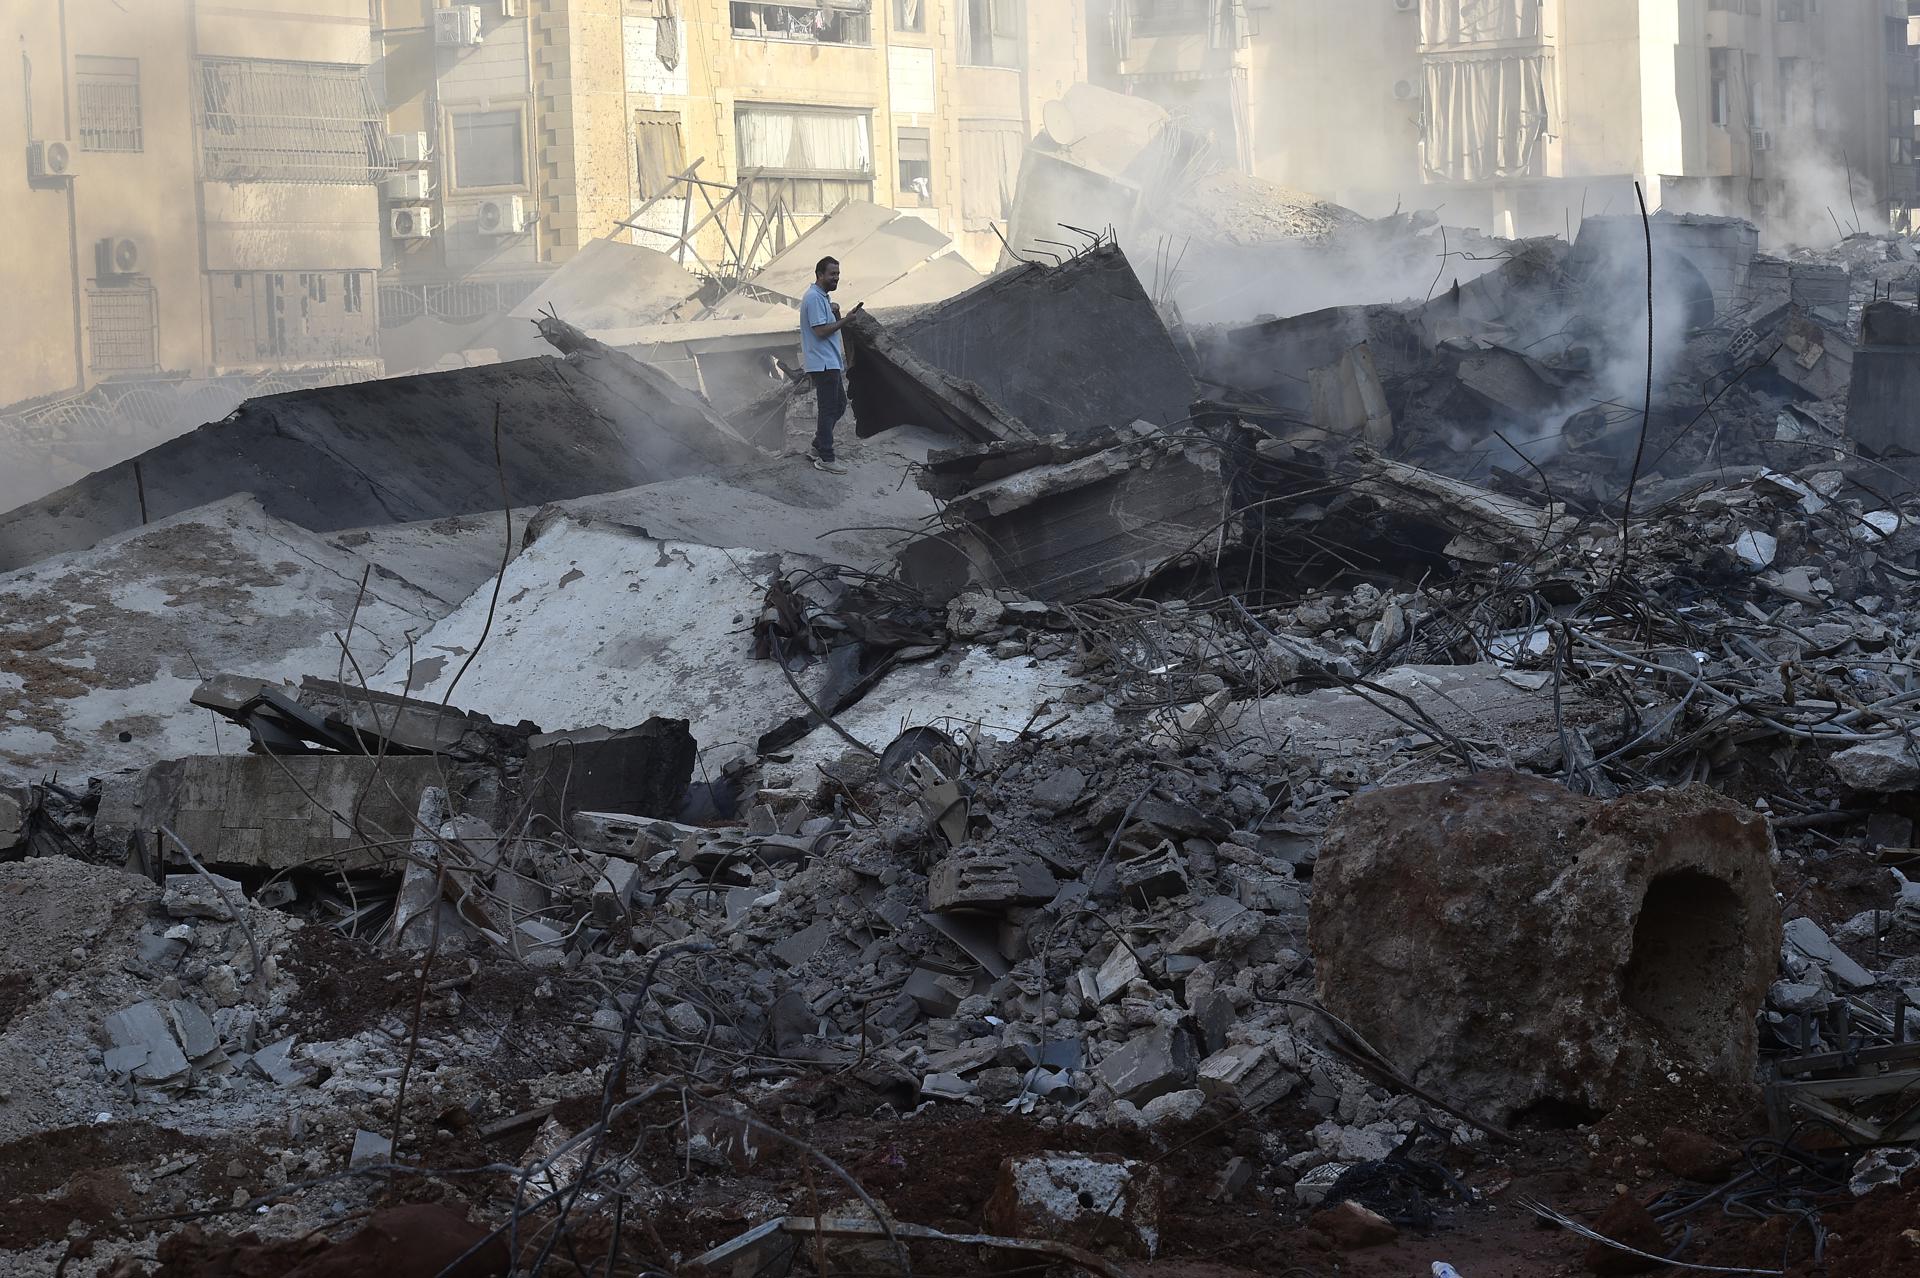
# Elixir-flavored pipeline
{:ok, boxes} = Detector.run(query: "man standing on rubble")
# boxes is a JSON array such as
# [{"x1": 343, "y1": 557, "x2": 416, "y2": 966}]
[{"x1": 801, "y1": 255, "x2": 863, "y2": 474}]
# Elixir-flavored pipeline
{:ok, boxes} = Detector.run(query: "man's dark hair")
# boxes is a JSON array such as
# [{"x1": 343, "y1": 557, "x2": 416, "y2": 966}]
[{"x1": 815, "y1": 256, "x2": 839, "y2": 277}]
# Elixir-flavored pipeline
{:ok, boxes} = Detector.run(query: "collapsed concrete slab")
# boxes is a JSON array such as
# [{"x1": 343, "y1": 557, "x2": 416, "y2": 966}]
[
  {"x1": 94, "y1": 753, "x2": 503, "y2": 871},
  {"x1": 368, "y1": 513, "x2": 834, "y2": 767},
  {"x1": 1309, "y1": 772, "x2": 1779, "y2": 1123},
  {"x1": 1847, "y1": 300, "x2": 1920, "y2": 457},
  {"x1": 848, "y1": 243, "x2": 1197, "y2": 443},
  {"x1": 507, "y1": 237, "x2": 701, "y2": 331},
  {"x1": 0, "y1": 495, "x2": 443, "y2": 783},
  {"x1": 897, "y1": 431, "x2": 1228, "y2": 604},
  {"x1": 0, "y1": 331, "x2": 759, "y2": 573},
  {"x1": 524, "y1": 718, "x2": 697, "y2": 826}
]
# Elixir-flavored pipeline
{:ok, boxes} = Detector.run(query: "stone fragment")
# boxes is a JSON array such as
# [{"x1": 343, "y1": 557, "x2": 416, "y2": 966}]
[
  {"x1": 1311, "y1": 1200, "x2": 1398, "y2": 1251},
  {"x1": 164, "y1": 872, "x2": 244, "y2": 921},
  {"x1": 903, "y1": 964, "x2": 972, "y2": 1018},
  {"x1": 1087, "y1": 943, "x2": 1141, "y2": 1004},
  {"x1": 349, "y1": 1130, "x2": 393, "y2": 1170},
  {"x1": 1783, "y1": 917, "x2": 1876, "y2": 991},
  {"x1": 1029, "y1": 767, "x2": 1088, "y2": 814},
  {"x1": 1235, "y1": 874, "x2": 1304, "y2": 914},
  {"x1": 946, "y1": 591, "x2": 1006, "y2": 638},
  {"x1": 1138, "y1": 1088, "x2": 1205, "y2": 1127},
  {"x1": 1098, "y1": 1025, "x2": 1196, "y2": 1105},
  {"x1": 1293, "y1": 1161, "x2": 1349, "y2": 1206},
  {"x1": 985, "y1": 1153, "x2": 1162, "y2": 1259},
  {"x1": 104, "y1": 1001, "x2": 191, "y2": 1086},
  {"x1": 1768, "y1": 979, "x2": 1828, "y2": 1014},
  {"x1": 1197, "y1": 1042, "x2": 1297, "y2": 1110},
  {"x1": 773, "y1": 919, "x2": 833, "y2": 970},
  {"x1": 1310, "y1": 772, "x2": 1779, "y2": 1121},
  {"x1": 928, "y1": 852, "x2": 1056, "y2": 912},
  {"x1": 1115, "y1": 839, "x2": 1190, "y2": 902},
  {"x1": 250, "y1": 1036, "x2": 316, "y2": 1088},
  {"x1": 1833, "y1": 738, "x2": 1920, "y2": 793}
]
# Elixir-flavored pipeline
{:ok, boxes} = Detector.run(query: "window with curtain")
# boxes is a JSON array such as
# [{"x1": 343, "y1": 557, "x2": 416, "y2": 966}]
[
  {"x1": 958, "y1": 0, "x2": 1023, "y2": 68},
  {"x1": 635, "y1": 109, "x2": 687, "y2": 197},
  {"x1": 898, "y1": 126, "x2": 932, "y2": 200},
  {"x1": 1419, "y1": 0, "x2": 1542, "y2": 47},
  {"x1": 958, "y1": 120, "x2": 1022, "y2": 228},
  {"x1": 894, "y1": 0, "x2": 925, "y2": 32},
  {"x1": 736, "y1": 106, "x2": 873, "y2": 174},
  {"x1": 1420, "y1": 52, "x2": 1555, "y2": 182}
]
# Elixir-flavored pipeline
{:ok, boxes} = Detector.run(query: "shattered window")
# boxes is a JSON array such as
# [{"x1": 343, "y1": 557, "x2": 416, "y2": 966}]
[
  {"x1": 730, "y1": 1, "x2": 872, "y2": 46},
  {"x1": 451, "y1": 109, "x2": 525, "y2": 190},
  {"x1": 897, "y1": 126, "x2": 932, "y2": 200},
  {"x1": 76, "y1": 56, "x2": 142, "y2": 153},
  {"x1": 958, "y1": 119, "x2": 1021, "y2": 227}
]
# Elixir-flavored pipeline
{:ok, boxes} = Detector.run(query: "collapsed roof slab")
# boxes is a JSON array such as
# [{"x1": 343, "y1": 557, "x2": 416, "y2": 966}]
[
  {"x1": 848, "y1": 243, "x2": 1198, "y2": 443},
  {"x1": 508, "y1": 237, "x2": 702, "y2": 331},
  {"x1": 0, "y1": 336, "x2": 760, "y2": 573},
  {"x1": 716, "y1": 200, "x2": 957, "y2": 309},
  {"x1": 324, "y1": 425, "x2": 947, "y2": 606},
  {"x1": 0, "y1": 494, "x2": 444, "y2": 784},
  {"x1": 367, "y1": 514, "x2": 842, "y2": 769}
]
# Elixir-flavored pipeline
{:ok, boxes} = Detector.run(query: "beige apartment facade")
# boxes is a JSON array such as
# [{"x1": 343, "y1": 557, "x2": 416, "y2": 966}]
[
  {"x1": 375, "y1": 0, "x2": 1087, "y2": 329},
  {"x1": 1, "y1": 0, "x2": 389, "y2": 411},
  {"x1": 1090, "y1": 1, "x2": 1917, "y2": 240}
]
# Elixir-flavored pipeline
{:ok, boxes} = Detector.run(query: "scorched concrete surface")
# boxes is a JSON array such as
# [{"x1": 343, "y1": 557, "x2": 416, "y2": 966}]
[{"x1": 0, "y1": 495, "x2": 443, "y2": 783}]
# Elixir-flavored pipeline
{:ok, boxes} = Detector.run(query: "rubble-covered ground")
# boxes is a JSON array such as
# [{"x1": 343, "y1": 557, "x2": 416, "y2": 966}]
[{"x1": 7, "y1": 210, "x2": 1920, "y2": 1278}]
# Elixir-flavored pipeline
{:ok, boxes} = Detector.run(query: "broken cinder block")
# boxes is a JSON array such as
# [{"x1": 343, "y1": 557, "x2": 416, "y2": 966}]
[
  {"x1": 1098, "y1": 1025, "x2": 1197, "y2": 1106},
  {"x1": 928, "y1": 852, "x2": 1056, "y2": 913},
  {"x1": 984, "y1": 1152, "x2": 1164, "y2": 1259}
]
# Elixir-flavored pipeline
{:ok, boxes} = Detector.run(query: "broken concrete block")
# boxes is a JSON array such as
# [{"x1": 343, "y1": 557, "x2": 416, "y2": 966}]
[
  {"x1": 1029, "y1": 767, "x2": 1088, "y2": 815},
  {"x1": 1309, "y1": 772, "x2": 1779, "y2": 1122},
  {"x1": 165, "y1": 1000, "x2": 222, "y2": 1064},
  {"x1": 927, "y1": 852, "x2": 1056, "y2": 912},
  {"x1": 104, "y1": 1001, "x2": 191, "y2": 1086},
  {"x1": 526, "y1": 718, "x2": 697, "y2": 824},
  {"x1": 1768, "y1": 980, "x2": 1829, "y2": 1014},
  {"x1": 984, "y1": 1152, "x2": 1163, "y2": 1259},
  {"x1": 163, "y1": 872, "x2": 244, "y2": 922},
  {"x1": 920, "y1": 1072, "x2": 976, "y2": 1101},
  {"x1": 0, "y1": 789, "x2": 21, "y2": 851},
  {"x1": 1830, "y1": 737, "x2": 1920, "y2": 793},
  {"x1": 946, "y1": 591, "x2": 1006, "y2": 638},
  {"x1": 1098, "y1": 1025, "x2": 1197, "y2": 1106},
  {"x1": 349, "y1": 1130, "x2": 392, "y2": 1170},
  {"x1": 1292, "y1": 1161, "x2": 1350, "y2": 1207},
  {"x1": 773, "y1": 920, "x2": 833, "y2": 970},
  {"x1": 1197, "y1": 1042, "x2": 1297, "y2": 1110},
  {"x1": 1088, "y1": 943, "x2": 1142, "y2": 1005},
  {"x1": 1116, "y1": 840, "x2": 1189, "y2": 902},
  {"x1": 903, "y1": 965, "x2": 973, "y2": 1018},
  {"x1": 1138, "y1": 1088, "x2": 1206, "y2": 1127},
  {"x1": 1235, "y1": 874, "x2": 1305, "y2": 914},
  {"x1": 250, "y1": 1036, "x2": 316, "y2": 1088},
  {"x1": 1783, "y1": 917, "x2": 1877, "y2": 991}
]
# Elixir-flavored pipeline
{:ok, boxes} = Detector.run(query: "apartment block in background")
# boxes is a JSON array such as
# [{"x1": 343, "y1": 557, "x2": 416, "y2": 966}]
[
  {"x1": 2, "y1": 1, "x2": 388, "y2": 410},
  {"x1": 373, "y1": 1, "x2": 1087, "y2": 339}
]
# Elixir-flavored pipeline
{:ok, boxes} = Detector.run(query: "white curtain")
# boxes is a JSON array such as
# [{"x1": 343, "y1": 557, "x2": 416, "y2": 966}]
[
  {"x1": 1420, "y1": 0, "x2": 1541, "y2": 47},
  {"x1": 738, "y1": 110, "x2": 797, "y2": 169},
  {"x1": 794, "y1": 112, "x2": 871, "y2": 172},
  {"x1": 959, "y1": 123, "x2": 1022, "y2": 226},
  {"x1": 1421, "y1": 53, "x2": 1554, "y2": 182}
]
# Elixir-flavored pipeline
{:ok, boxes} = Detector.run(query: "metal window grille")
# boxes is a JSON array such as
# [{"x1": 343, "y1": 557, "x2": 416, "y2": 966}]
[
  {"x1": 197, "y1": 58, "x2": 391, "y2": 183},
  {"x1": 77, "y1": 57, "x2": 142, "y2": 152},
  {"x1": 87, "y1": 283, "x2": 158, "y2": 374},
  {"x1": 377, "y1": 277, "x2": 548, "y2": 327}
]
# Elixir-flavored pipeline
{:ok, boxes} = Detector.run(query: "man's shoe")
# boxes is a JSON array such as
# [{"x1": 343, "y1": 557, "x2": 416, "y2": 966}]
[{"x1": 810, "y1": 452, "x2": 847, "y2": 474}]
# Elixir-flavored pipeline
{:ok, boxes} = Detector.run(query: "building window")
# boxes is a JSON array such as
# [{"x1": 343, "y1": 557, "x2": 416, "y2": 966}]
[
  {"x1": 76, "y1": 56, "x2": 142, "y2": 153},
  {"x1": 957, "y1": 119, "x2": 1022, "y2": 229},
  {"x1": 1130, "y1": 0, "x2": 1210, "y2": 37},
  {"x1": 198, "y1": 58, "x2": 388, "y2": 183},
  {"x1": 1777, "y1": 0, "x2": 1806, "y2": 20},
  {"x1": 635, "y1": 109, "x2": 687, "y2": 198},
  {"x1": 736, "y1": 105, "x2": 874, "y2": 216},
  {"x1": 897, "y1": 126, "x2": 931, "y2": 201},
  {"x1": 87, "y1": 282, "x2": 158, "y2": 374},
  {"x1": 731, "y1": 2, "x2": 871, "y2": 46},
  {"x1": 1710, "y1": 48, "x2": 1732, "y2": 126},
  {"x1": 451, "y1": 109, "x2": 525, "y2": 189},
  {"x1": 958, "y1": 0, "x2": 1023, "y2": 68},
  {"x1": 343, "y1": 272, "x2": 363, "y2": 315},
  {"x1": 894, "y1": 0, "x2": 925, "y2": 33}
]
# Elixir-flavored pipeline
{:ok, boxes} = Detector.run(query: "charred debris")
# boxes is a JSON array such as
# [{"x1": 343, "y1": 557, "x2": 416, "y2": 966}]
[{"x1": 7, "y1": 208, "x2": 1920, "y2": 1278}]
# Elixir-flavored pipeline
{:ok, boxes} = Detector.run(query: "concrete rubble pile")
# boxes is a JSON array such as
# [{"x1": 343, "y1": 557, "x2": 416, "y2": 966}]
[{"x1": 7, "y1": 216, "x2": 1920, "y2": 1278}]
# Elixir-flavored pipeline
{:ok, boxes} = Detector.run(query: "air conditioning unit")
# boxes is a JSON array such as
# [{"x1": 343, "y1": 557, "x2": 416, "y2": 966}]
[
  {"x1": 386, "y1": 131, "x2": 430, "y2": 165},
  {"x1": 390, "y1": 206, "x2": 435, "y2": 239},
  {"x1": 385, "y1": 170, "x2": 431, "y2": 201},
  {"x1": 1392, "y1": 0, "x2": 1416, "y2": 12},
  {"x1": 477, "y1": 194, "x2": 527, "y2": 235},
  {"x1": 499, "y1": 0, "x2": 523, "y2": 15},
  {"x1": 434, "y1": 5, "x2": 484, "y2": 46},
  {"x1": 1753, "y1": 129, "x2": 1776, "y2": 151},
  {"x1": 1392, "y1": 78, "x2": 1418, "y2": 101},
  {"x1": 95, "y1": 236, "x2": 140, "y2": 279},
  {"x1": 26, "y1": 138, "x2": 76, "y2": 181}
]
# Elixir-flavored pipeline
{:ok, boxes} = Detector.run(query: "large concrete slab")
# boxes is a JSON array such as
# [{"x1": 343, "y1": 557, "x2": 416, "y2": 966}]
[
  {"x1": 509, "y1": 237, "x2": 701, "y2": 330},
  {"x1": 0, "y1": 340, "x2": 759, "y2": 573},
  {"x1": 849, "y1": 243, "x2": 1198, "y2": 442},
  {"x1": 0, "y1": 495, "x2": 443, "y2": 783},
  {"x1": 367, "y1": 515, "x2": 835, "y2": 766}
]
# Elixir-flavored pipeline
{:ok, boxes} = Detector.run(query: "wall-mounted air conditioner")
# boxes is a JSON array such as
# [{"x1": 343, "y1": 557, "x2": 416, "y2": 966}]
[
  {"x1": 386, "y1": 171, "x2": 432, "y2": 201},
  {"x1": 1393, "y1": 79, "x2": 1418, "y2": 101},
  {"x1": 391, "y1": 206, "x2": 435, "y2": 239},
  {"x1": 435, "y1": 5, "x2": 484, "y2": 46},
  {"x1": 1392, "y1": 0, "x2": 1416, "y2": 12},
  {"x1": 386, "y1": 132, "x2": 430, "y2": 165},
  {"x1": 27, "y1": 139, "x2": 76, "y2": 181},
  {"x1": 499, "y1": 0, "x2": 523, "y2": 16},
  {"x1": 477, "y1": 194, "x2": 528, "y2": 235},
  {"x1": 1753, "y1": 129, "x2": 1775, "y2": 152},
  {"x1": 95, "y1": 236, "x2": 141, "y2": 279}
]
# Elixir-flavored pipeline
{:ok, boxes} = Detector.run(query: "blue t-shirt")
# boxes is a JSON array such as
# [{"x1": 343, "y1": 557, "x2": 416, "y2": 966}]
[{"x1": 800, "y1": 284, "x2": 845, "y2": 372}]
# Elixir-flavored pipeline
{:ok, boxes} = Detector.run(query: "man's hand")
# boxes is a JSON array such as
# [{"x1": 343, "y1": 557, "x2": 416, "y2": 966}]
[{"x1": 831, "y1": 302, "x2": 842, "y2": 320}]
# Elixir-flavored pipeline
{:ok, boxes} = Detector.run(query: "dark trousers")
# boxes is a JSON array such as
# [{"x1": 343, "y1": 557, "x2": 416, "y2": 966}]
[{"x1": 810, "y1": 369, "x2": 847, "y2": 459}]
